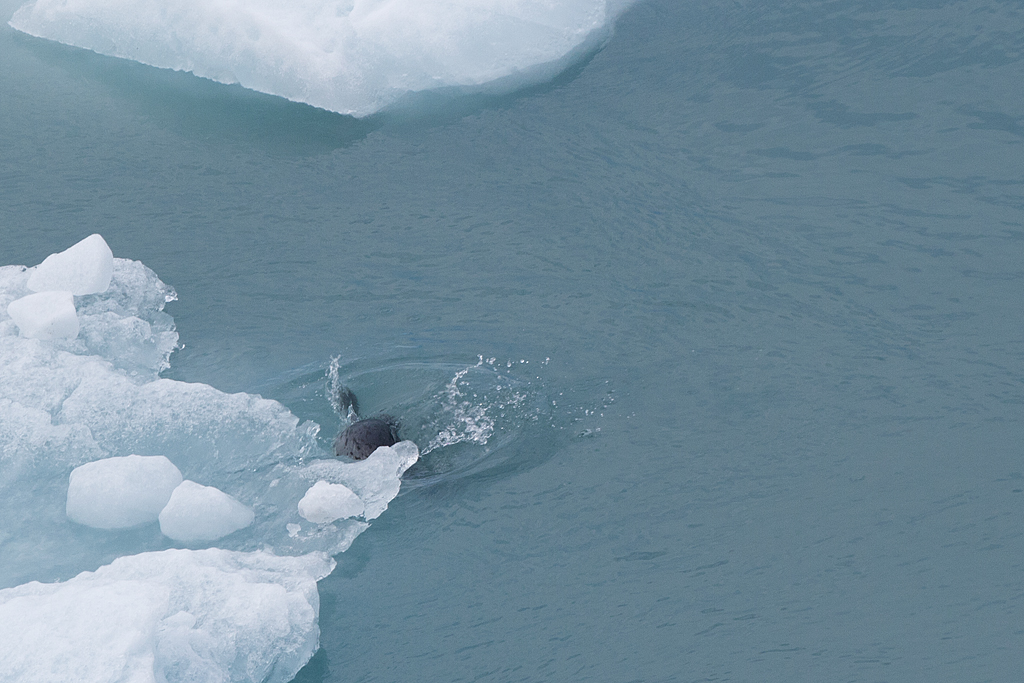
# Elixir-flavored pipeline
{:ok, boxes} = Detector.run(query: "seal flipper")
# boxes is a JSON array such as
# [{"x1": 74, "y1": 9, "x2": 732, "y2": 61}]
[{"x1": 336, "y1": 385, "x2": 360, "y2": 421}]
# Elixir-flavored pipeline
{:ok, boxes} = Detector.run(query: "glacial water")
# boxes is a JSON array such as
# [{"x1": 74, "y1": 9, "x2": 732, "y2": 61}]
[{"x1": 1, "y1": 0, "x2": 1023, "y2": 681}]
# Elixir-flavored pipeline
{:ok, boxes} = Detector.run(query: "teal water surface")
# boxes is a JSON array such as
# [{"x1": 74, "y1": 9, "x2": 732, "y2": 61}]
[{"x1": 2, "y1": 0, "x2": 1023, "y2": 681}]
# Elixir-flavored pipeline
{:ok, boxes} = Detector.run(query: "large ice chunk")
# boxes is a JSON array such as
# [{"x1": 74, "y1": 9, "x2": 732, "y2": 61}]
[
  {"x1": 9, "y1": 0, "x2": 615, "y2": 116},
  {"x1": 298, "y1": 480, "x2": 365, "y2": 524},
  {"x1": 27, "y1": 233, "x2": 114, "y2": 295},
  {"x1": 0, "y1": 548, "x2": 334, "y2": 683},
  {"x1": 66, "y1": 455, "x2": 183, "y2": 529},
  {"x1": 159, "y1": 480, "x2": 255, "y2": 542},
  {"x1": 6, "y1": 290, "x2": 79, "y2": 340}
]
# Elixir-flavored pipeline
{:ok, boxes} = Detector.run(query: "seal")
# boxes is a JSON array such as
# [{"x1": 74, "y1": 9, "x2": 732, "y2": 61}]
[
  {"x1": 334, "y1": 416, "x2": 401, "y2": 460},
  {"x1": 332, "y1": 385, "x2": 401, "y2": 460}
]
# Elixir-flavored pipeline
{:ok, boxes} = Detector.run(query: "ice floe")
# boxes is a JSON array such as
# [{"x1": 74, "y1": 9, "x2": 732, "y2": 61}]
[{"x1": 0, "y1": 235, "x2": 419, "y2": 681}]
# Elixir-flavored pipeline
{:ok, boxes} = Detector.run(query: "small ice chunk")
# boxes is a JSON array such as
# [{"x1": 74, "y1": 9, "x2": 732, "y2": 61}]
[
  {"x1": 301, "y1": 440, "x2": 420, "y2": 520},
  {"x1": 159, "y1": 480, "x2": 255, "y2": 542},
  {"x1": 6, "y1": 290, "x2": 79, "y2": 340},
  {"x1": 67, "y1": 455, "x2": 183, "y2": 529},
  {"x1": 298, "y1": 481, "x2": 365, "y2": 524},
  {"x1": 27, "y1": 234, "x2": 114, "y2": 295}
]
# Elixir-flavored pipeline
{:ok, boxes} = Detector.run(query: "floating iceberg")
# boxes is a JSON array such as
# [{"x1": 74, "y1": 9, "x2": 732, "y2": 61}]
[
  {"x1": 8, "y1": 0, "x2": 619, "y2": 116},
  {"x1": 0, "y1": 243, "x2": 418, "y2": 577}
]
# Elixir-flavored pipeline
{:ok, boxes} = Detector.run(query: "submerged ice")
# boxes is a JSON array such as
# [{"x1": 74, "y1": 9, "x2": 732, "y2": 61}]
[
  {"x1": 8, "y1": 0, "x2": 616, "y2": 116},
  {"x1": 0, "y1": 236, "x2": 420, "y2": 682}
]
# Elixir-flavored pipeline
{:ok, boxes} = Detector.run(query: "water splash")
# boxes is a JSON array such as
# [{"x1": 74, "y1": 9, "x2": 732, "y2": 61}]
[
  {"x1": 326, "y1": 355, "x2": 358, "y2": 423},
  {"x1": 315, "y1": 354, "x2": 546, "y2": 485},
  {"x1": 425, "y1": 363, "x2": 496, "y2": 453}
]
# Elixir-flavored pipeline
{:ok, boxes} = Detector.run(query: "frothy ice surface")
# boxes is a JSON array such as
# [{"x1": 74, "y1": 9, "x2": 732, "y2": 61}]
[
  {"x1": 0, "y1": 240, "x2": 419, "y2": 680},
  {"x1": 8, "y1": 0, "x2": 618, "y2": 116},
  {"x1": 0, "y1": 549, "x2": 333, "y2": 683}
]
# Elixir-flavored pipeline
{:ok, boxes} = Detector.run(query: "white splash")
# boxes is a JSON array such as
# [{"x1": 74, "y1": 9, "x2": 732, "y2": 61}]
[{"x1": 426, "y1": 364, "x2": 496, "y2": 452}]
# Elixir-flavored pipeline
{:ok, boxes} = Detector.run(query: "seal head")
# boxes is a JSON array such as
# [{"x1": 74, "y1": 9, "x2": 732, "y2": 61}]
[{"x1": 334, "y1": 416, "x2": 400, "y2": 460}]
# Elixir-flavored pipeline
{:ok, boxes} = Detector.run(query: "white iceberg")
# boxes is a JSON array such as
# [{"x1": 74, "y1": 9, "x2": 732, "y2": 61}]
[
  {"x1": 159, "y1": 480, "x2": 255, "y2": 542},
  {"x1": 67, "y1": 454, "x2": 183, "y2": 529},
  {"x1": 298, "y1": 480, "x2": 365, "y2": 524},
  {"x1": 6, "y1": 290, "x2": 79, "y2": 340},
  {"x1": 9, "y1": 0, "x2": 617, "y2": 116},
  {"x1": 27, "y1": 233, "x2": 114, "y2": 295},
  {"x1": 0, "y1": 548, "x2": 334, "y2": 683}
]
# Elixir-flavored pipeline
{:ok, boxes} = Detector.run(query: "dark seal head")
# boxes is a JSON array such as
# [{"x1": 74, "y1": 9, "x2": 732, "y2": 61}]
[{"x1": 334, "y1": 416, "x2": 400, "y2": 460}]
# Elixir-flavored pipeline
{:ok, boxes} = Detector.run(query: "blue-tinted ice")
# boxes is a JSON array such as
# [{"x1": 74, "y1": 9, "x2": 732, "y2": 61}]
[{"x1": 0, "y1": 243, "x2": 419, "y2": 682}]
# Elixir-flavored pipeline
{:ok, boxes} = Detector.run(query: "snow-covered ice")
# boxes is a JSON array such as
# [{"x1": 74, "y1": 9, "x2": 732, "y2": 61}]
[
  {"x1": 159, "y1": 480, "x2": 255, "y2": 542},
  {"x1": 6, "y1": 290, "x2": 79, "y2": 340},
  {"x1": 0, "y1": 548, "x2": 334, "y2": 683},
  {"x1": 27, "y1": 233, "x2": 114, "y2": 295},
  {"x1": 298, "y1": 480, "x2": 365, "y2": 524},
  {"x1": 67, "y1": 454, "x2": 183, "y2": 529}
]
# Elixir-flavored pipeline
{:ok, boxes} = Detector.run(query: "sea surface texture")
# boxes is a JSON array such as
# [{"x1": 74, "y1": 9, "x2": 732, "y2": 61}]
[{"x1": 1, "y1": 0, "x2": 1023, "y2": 681}]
